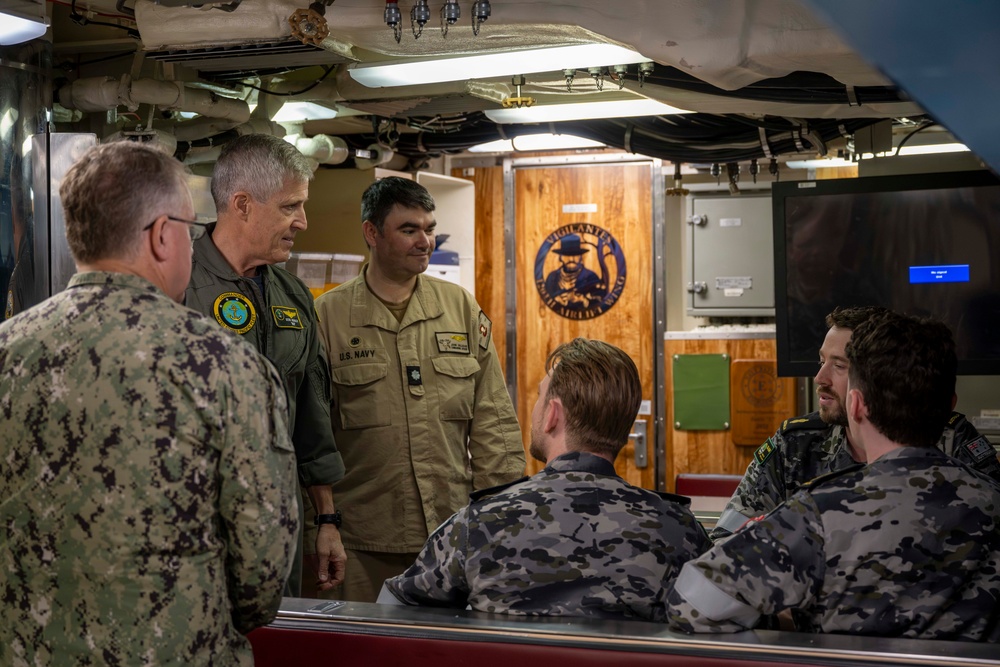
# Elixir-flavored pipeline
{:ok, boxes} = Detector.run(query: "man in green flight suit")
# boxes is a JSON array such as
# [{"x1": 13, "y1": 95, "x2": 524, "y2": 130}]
[{"x1": 186, "y1": 134, "x2": 346, "y2": 595}]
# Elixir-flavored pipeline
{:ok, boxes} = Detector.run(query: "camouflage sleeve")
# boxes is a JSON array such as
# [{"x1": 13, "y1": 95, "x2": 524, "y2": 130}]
[
  {"x1": 709, "y1": 431, "x2": 788, "y2": 540},
  {"x1": 219, "y1": 352, "x2": 299, "y2": 633},
  {"x1": 291, "y1": 311, "x2": 346, "y2": 487},
  {"x1": 669, "y1": 493, "x2": 825, "y2": 632},
  {"x1": 945, "y1": 413, "x2": 1000, "y2": 484},
  {"x1": 468, "y1": 310, "x2": 526, "y2": 490},
  {"x1": 383, "y1": 508, "x2": 471, "y2": 608}
]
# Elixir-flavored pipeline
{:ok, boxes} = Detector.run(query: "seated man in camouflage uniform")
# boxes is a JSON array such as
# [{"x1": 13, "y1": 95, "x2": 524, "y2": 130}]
[
  {"x1": 667, "y1": 312, "x2": 1000, "y2": 641},
  {"x1": 712, "y1": 305, "x2": 1000, "y2": 540},
  {"x1": 379, "y1": 338, "x2": 711, "y2": 620}
]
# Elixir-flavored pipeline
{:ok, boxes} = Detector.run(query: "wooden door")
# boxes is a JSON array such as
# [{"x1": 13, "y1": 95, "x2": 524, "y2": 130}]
[{"x1": 513, "y1": 162, "x2": 655, "y2": 489}]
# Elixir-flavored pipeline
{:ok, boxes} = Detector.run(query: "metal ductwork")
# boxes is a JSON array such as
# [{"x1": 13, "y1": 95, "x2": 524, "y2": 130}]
[{"x1": 58, "y1": 75, "x2": 251, "y2": 122}]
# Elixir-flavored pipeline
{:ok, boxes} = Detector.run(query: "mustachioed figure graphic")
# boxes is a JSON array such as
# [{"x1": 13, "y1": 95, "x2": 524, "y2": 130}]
[{"x1": 542, "y1": 233, "x2": 608, "y2": 310}]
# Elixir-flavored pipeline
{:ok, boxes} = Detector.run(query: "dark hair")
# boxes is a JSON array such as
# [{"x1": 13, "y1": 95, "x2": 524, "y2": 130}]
[
  {"x1": 846, "y1": 312, "x2": 957, "y2": 447},
  {"x1": 361, "y1": 176, "x2": 435, "y2": 234},
  {"x1": 61, "y1": 142, "x2": 189, "y2": 263},
  {"x1": 211, "y1": 134, "x2": 313, "y2": 213},
  {"x1": 825, "y1": 305, "x2": 891, "y2": 331},
  {"x1": 544, "y1": 338, "x2": 641, "y2": 459}
]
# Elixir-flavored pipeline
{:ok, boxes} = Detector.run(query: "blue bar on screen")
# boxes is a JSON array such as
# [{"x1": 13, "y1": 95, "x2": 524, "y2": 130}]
[{"x1": 909, "y1": 264, "x2": 971, "y2": 284}]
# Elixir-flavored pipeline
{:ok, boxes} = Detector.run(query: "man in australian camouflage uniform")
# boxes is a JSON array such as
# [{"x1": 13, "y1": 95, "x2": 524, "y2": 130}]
[
  {"x1": 712, "y1": 305, "x2": 1000, "y2": 540},
  {"x1": 668, "y1": 312, "x2": 1000, "y2": 641},
  {"x1": 0, "y1": 142, "x2": 298, "y2": 665},
  {"x1": 379, "y1": 338, "x2": 710, "y2": 620}
]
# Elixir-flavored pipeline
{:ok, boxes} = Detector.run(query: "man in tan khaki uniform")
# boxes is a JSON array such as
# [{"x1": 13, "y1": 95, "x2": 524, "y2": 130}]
[{"x1": 315, "y1": 177, "x2": 525, "y2": 602}]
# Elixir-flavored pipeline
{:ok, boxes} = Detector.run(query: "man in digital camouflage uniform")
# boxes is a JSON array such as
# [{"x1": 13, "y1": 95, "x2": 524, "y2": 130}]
[
  {"x1": 315, "y1": 176, "x2": 525, "y2": 603},
  {"x1": 186, "y1": 134, "x2": 345, "y2": 596},
  {"x1": 379, "y1": 338, "x2": 711, "y2": 619},
  {"x1": 711, "y1": 305, "x2": 1000, "y2": 540},
  {"x1": 668, "y1": 312, "x2": 1000, "y2": 640},
  {"x1": 0, "y1": 142, "x2": 298, "y2": 665}
]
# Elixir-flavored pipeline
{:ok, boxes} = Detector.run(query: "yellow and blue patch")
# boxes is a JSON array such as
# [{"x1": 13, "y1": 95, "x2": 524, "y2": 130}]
[{"x1": 213, "y1": 292, "x2": 256, "y2": 334}]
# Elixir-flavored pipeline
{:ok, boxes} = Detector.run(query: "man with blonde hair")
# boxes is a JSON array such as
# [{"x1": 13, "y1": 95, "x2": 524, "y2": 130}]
[{"x1": 381, "y1": 338, "x2": 710, "y2": 619}]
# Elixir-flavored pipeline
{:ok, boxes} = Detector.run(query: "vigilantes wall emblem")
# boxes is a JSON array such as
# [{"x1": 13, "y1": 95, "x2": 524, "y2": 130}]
[{"x1": 534, "y1": 223, "x2": 626, "y2": 320}]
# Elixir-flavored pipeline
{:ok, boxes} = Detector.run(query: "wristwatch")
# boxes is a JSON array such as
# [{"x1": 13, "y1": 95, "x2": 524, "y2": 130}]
[{"x1": 314, "y1": 510, "x2": 342, "y2": 528}]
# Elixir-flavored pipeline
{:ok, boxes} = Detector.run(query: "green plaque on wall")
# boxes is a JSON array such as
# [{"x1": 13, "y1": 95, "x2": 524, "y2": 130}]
[{"x1": 672, "y1": 353, "x2": 731, "y2": 430}]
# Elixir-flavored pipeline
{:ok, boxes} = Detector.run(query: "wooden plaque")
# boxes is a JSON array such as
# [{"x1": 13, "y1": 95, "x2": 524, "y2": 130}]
[{"x1": 730, "y1": 359, "x2": 797, "y2": 446}]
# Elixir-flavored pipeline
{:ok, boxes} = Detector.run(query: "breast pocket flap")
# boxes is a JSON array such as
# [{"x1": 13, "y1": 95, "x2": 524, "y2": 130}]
[
  {"x1": 431, "y1": 356, "x2": 480, "y2": 378},
  {"x1": 331, "y1": 362, "x2": 388, "y2": 387}
]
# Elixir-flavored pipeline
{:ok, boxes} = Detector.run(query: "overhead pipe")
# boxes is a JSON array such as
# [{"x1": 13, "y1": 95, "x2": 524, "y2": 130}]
[
  {"x1": 286, "y1": 133, "x2": 349, "y2": 166},
  {"x1": 58, "y1": 75, "x2": 251, "y2": 123},
  {"x1": 173, "y1": 117, "x2": 283, "y2": 142}
]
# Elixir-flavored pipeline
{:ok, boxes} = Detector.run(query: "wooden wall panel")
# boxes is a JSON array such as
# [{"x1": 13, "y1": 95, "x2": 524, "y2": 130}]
[
  {"x1": 514, "y1": 164, "x2": 654, "y2": 489},
  {"x1": 665, "y1": 337, "x2": 792, "y2": 492},
  {"x1": 451, "y1": 166, "x2": 506, "y2": 366}
]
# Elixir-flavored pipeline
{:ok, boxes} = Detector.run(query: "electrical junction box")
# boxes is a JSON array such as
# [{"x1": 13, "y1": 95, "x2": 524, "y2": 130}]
[{"x1": 686, "y1": 193, "x2": 775, "y2": 316}]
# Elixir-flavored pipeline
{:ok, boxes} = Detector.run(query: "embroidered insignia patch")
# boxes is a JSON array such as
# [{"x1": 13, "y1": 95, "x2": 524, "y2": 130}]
[
  {"x1": 754, "y1": 438, "x2": 777, "y2": 465},
  {"x1": 478, "y1": 310, "x2": 492, "y2": 350},
  {"x1": 436, "y1": 332, "x2": 470, "y2": 354},
  {"x1": 966, "y1": 436, "x2": 996, "y2": 464},
  {"x1": 272, "y1": 306, "x2": 303, "y2": 329},
  {"x1": 407, "y1": 365, "x2": 422, "y2": 386},
  {"x1": 213, "y1": 292, "x2": 256, "y2": 334}
]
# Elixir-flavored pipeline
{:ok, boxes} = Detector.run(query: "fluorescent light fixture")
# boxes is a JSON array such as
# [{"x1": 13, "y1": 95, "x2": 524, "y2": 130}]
[
  {"x1": 785, "y1": 157, "x2": 856, "y2": 169},
  {"x1": 896, "y1": 142, "x2": 969, "y2": 156},
  {"x1": 272, "y1": 102, "x2": 339, "y2": 122},
  {"x1": 350, "y1": 43, "x2": 650, "y2": 88},
  {"x1": 788, "y1": 143, "x2": 972, "y2": 169},
  {"x1": 0, "y1": 1, "x2": 48, "y2": 45},
  {"x1": 469, "y1": 133, "x2": 605, "y2": 153},
  {"x1": 485, "y1": 98, "x2": 691, "y2": 124}
]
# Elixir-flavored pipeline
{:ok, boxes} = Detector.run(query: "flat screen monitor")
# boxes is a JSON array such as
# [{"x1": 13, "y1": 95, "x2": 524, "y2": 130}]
[{"x1": 773, "y1": 170, "x2": 1000, "y2": 376}]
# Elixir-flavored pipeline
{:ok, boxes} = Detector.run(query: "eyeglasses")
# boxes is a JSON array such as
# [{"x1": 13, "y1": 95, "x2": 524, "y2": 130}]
[{"x1": 143, "y1": 215, "x2": 214, "y2": 240}]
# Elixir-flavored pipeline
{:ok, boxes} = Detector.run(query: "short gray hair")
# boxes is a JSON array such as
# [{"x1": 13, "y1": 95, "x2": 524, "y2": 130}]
[
  {"x1": 211, "y1": 134, "x2": 313, "y2": 213},
  {"x1": 61, "y1": 141, "x2": 189, "y2": 263}
]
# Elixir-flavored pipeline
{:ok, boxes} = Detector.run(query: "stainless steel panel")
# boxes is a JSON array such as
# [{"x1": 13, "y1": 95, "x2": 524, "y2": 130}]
[
  {"x1": 271, "y1": 598, "x2": 1000, "y2": 667},
  {"x1": 1, "y1": 39, "x2": 50, "y2": 317},
  {"x1": 33, "y1": 133, "x2": 97, "y2": 297},
  {"x1": 687, "y1": 193, "x2": 775, "y2": 316}
]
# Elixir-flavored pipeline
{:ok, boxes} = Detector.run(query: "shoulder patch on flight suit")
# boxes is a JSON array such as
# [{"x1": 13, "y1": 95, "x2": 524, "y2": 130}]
[
  {"x1": 213, "y1": 292, "x2": 256, "y2": 334},
  {"x1": 965, "y1": 436, "x2": 997, "y2": 464},
  {"x1": 754, "y1": 438, "x2": 778, "y2": 465},
  {"x1": 478, "y1": 310, "x2": 492, "y2": 350},
  {"x1": 271, "y1": 306, "x2": 303, "y2": 329},
  {"x1": 436, "y1": 332, "x2": 470, "y2": 354}
]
